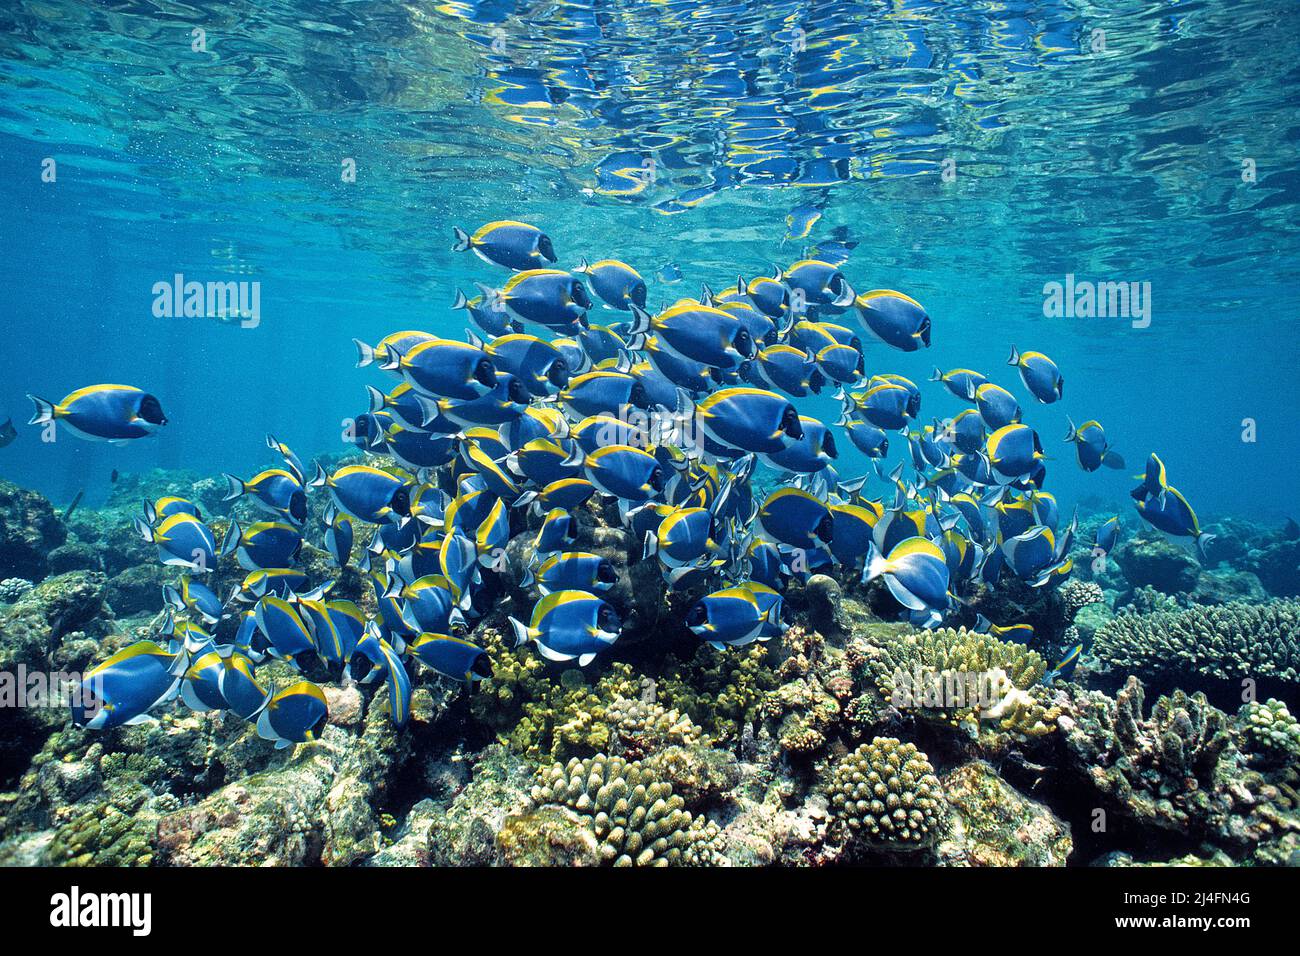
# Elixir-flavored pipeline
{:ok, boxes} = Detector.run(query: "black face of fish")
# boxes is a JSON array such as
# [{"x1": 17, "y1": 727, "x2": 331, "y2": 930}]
[
  {"x1": 571, "y1": 282, "x2": 593, "y2": 311},
  {"x1": 816, "y1": 513, "x2": 836, "y2": 543},
  {"x1": 537, "y1": 235, "x2": 557, "y2": 263},
  {"x1": 629, "y1": 282, "x2": 648, "y2": 309},
  {"x1": 647, "y1": 465, "x2": 665, "y2": 493},
  {"x1": 849, "y1": 338, "x2": 864, "y2": 373},
  {"x1": 352, "y1": 413, "x2": 376, "y2": 447},
  {"x1": 918, "y1": 315, "x2": 932, "y2": 348},
  {"x1": 471, "y1": 652, "x2": 493, "y2": 679},
  {"x1": 289, "y1": 490, "x2": 308, "y2": 524},
  {"x1": 139, "y1": 394, "x2": 167, "y2": 425},
  {"x1": 780, "y1": 405, "x2": 804, "y2": 440},
  {"x1": 596, "y1": 560, "x2": 618, "y2": 585},
  {"x1": 547, "y1": 357, "x2": 570, "y2": 388},
  {"x1": 597, "y1": 604, "x2": 620, "y2": 632},
  {"x1": 474, "y1": 357, "x2": 498, "y2": 390},
  {"x1": 906, "y1": 392, "x2": 922, "y2": 418},
  {"x1": 506, "y1": 376, "x2": 531, "y2": 406},
  {"x1": 809, "y1": 369, "x2": 826, "y2": 395},
  {"x1": 733, "y1": 327, "x2": 755, "y2": 359},
  {"x1": 685, "y1": 603, "x2": 708, "y2": 628},
  {"x1": 627, "y1": 380, "x2": 651, "y2": 410},
  {"x1": 822, "y1": 431, "x2": 839, "y2": 459},
  {"x1": 389, "y1": 485, "x2": 412, "y2": 516}
]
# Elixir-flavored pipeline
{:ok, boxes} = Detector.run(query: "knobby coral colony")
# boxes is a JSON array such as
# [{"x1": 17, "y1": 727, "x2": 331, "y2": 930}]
[{"x1": 16, "y1": 218, "x2": 1293, "y2": 866}]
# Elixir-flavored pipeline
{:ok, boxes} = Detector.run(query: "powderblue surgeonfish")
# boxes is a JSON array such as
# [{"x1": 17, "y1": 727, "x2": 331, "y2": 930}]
[
  {"x1": 1134, "y1": 484, "x2": 1214, "y2": 555},
  {"x1": 221, "y1": 520, "x2": 303, "y2": 571},
  {"x1": 575, "y1": 258, "x2": 647, "y2": 311},
  {"x1": 1129, "y1": 452, "x2": 1171, "y2": 505},
  {"x1": 479, "y1": 270, "x2": 591, "y2": 332},
  {"x1": 523, "y1": 551, "x2": 618, "y2": 595},
  {"x1": 509, "y1": 590, "x2": 621, "y2": 666},
  {"x1": 71, "y1": 641, "x2": 184, "y2": 730},
  {"x1": 986, "y1": 424, "x2": 1046, "y2": 481},
  {"x1": 453, "y1": 220, "x2": 556, "y2": 272},
  {"x1": 349, "y1": 623, "x2": 411, "y2": 727},
  {"x1": 162, "y1": 575, "x2": 223, "y2": 625},
  {"x1": 1095, "y1": 515, "x2": 1122, "y2": 555},
  {"x1": 696, "y1": 387, "x2": 802, "y2": 454},
  {"x1": 687, "y1": 585, "x2": 773, "y2": 650},
  {"x1": 864, "y1": 537, "x2": 951, "y2": 628},
  {"x1": 854, "y1": 290, "x2": 931, "y2": 352},
  {"x1": 256, "y1": 681, "x2": 329, "y2": 749},
  {"x1": 28, "y1": 385, "x2": 167, "y2": 442},
  {"x1": 310, "y1": 464, "x2": 411, "y2": 524},
  {"x1": 1064, "y1": 417, "x2": 1125, "y2": 472},
  {"x1": 406, "y1": 632, "x2": 492, "y2": 683},
  {"x1": 134, "y1": 512, "x2": 218, "y2": 572},
  {"x1": 1007, "y1": 347, "x2": 1064, "y2": 404},
  {"x1": 930, "y1": 367, "x2": 987, "y2": 401},
  {"x1": 222, "y1": 468, "x2": 307, "y2": 524}
]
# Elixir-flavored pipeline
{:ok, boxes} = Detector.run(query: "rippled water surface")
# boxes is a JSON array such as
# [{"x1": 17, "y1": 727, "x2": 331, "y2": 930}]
[{"x1": 0, "y1": 0, "x2": 1296, "y2": 516}]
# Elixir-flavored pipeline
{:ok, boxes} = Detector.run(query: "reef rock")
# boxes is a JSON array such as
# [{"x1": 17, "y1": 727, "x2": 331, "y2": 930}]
[
  {"x1": 0, "y1": 479, "x2": 66, "y2": 582},
  {"x1": 936, "y1": 761, "x2": 1072, "y2": 866}
]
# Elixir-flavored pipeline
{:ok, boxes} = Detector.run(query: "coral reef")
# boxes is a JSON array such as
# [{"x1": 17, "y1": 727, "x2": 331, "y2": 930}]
[
  {"x1": 1093, "y1": 600, "x2": 1300, "y2": 688},
  {"x1": 860, "y1": 626, "x2": 1059, "y2": 740},
  {"x1": 1054, "y1": 677, "x2": 1300, "y2": 851},
  {"x1": 519, "y1": 754, "x2": 726, "y2": 866},
  {"x1": 827, "y1": 737, "x2": 945, "y2": 853}
]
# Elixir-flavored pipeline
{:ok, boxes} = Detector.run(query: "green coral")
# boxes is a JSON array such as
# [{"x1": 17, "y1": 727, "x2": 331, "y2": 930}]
[
  {"x1": 522, "y1": 754, "x2": 725, "y2": 866},
  {"x1": 859, "y1": 626, "x2": 1058, "y2": 739},
  {"x1": 1239, "y1": 699, "x2": 1300, "y2": 767},
  {"x1": 468, "y1": 627, "x2": 640, "y2": 761},
  {"x1": 1094, "y1": 600, "x2": 1300, "y2": 687},
  {"x1": 46, "y1": 784, "x2": 159, "y2": 867},
  {"x1": 657, "y1": 643, "x2": 778, "y2": 741},
  {"x1": 827, "y1": 737, "x2": 945, "y2": 851}
]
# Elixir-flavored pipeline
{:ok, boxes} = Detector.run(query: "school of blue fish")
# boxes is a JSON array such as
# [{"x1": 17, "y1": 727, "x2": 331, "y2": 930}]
[{"x1": 31, "y1": 219, "x2": 1216, "y2": 745}]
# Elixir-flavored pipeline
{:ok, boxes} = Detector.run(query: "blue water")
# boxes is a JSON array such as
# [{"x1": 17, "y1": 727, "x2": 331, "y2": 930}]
[{"x1": 0, "y1": 0, "x2": 1296, "y2": 522}]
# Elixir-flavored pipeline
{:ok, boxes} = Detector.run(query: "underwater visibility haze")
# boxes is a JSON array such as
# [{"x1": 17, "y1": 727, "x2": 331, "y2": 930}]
[{"x1": 0, "y1": 0, "x2": 1297, "y2": 872}]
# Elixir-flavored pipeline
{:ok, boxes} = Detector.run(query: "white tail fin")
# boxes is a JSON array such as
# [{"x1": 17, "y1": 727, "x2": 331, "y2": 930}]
[
  {"x1": 452, "y1": 226, "x2": 472, "y2": 252},
  {"x1": 26, "y1": 395, "x2": 56, "y2": 426},
  {"x1": 221, "y1": 473, "x2": 245, "y2": 501},
  {"x1": 353, "y1": 338, "x2": 375, "y2": 368}
]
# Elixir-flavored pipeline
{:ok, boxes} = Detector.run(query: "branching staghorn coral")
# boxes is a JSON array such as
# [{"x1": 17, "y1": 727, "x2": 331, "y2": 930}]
[{"x1": 1094, "y1": 600, "x2": 1300, "y2": 687}]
